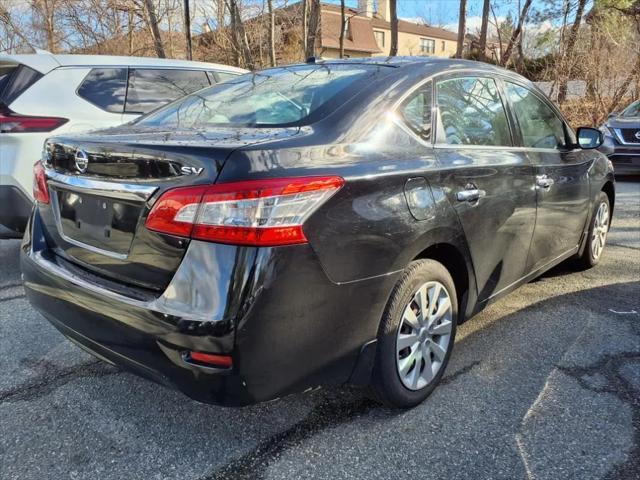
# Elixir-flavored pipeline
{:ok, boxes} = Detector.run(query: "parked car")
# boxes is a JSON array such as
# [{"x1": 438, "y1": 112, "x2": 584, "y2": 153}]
[
  {"x1": 21, "y1": 58, "x2": 614, "y2": 408},
  {"x1": 599, "y1": 99, "x2": 640, "y2": 174},
  {"x1": 0, "y1": 53, "x2": 245, "y2": 237}
]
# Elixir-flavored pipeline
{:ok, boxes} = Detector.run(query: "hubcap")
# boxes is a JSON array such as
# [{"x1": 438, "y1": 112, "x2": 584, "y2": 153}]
[
  {"x1": 396, "y1": 281, "x2": 453, "y2": 391},
  {"x1": 591, "y1": 202, "x2": 609, "y2": 260}
]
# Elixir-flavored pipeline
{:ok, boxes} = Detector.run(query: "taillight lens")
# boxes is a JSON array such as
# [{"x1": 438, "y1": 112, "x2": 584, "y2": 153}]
[
  {"x1": 146, "y1": 176, "x2": 344, "y2": 246},
  {"x1": 33, "y1": 161, "x2": 50, "y2": 204},
  {"x1": 0, "y1": 108, "x2": 68, "y2": 133}
]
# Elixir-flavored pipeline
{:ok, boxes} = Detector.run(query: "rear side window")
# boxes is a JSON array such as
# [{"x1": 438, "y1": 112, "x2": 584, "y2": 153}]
[
  {"x1": 505, "y1": 82, "x2": 567, "y2": 149},
  {"x1": 436, "y1": 77, "x2": 511, "y2": 147},
  {"x1": 125, "y1": 69, "x2": 211, "y2": 114},
  {"x1": 400, "y1": 81, "x2": 432, "y2": 141},
  {"x1": 0, "y1": 65, "x2": 43, "y2": 106},
  {"x1": 77, "y1": 68, "x2": 128, "y2": 114}
]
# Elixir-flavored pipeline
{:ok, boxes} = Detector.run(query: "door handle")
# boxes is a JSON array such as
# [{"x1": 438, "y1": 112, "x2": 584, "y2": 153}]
[
  {"x1": 536, "y1": 175, "x2": 554, "y2": 189},
  {"x1": 456, "y1": 186, "x2": 485, "y2": 203}
]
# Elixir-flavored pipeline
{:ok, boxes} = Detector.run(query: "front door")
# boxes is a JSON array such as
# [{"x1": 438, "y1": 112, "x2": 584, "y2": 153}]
[
  {"x1": 502, "y1": 82, "x2": 591, "y2": 271},
  {"x1": 433, "y1": 75, "x2": 536, "y2": 302}
]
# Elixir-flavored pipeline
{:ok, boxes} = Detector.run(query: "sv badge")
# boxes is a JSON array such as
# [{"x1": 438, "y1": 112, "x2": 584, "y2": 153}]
[{"x1": 181, "y1": 166, "x2": 204, "y2": 175}]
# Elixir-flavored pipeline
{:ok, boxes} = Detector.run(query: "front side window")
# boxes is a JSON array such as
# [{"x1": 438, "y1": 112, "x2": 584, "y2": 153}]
[
  {"x1": 77, "y1": 68, "x2": 128, "y2": 114},
  {"x1": 138, "y1": 64, "x2": 388, "y2": 128},
  {"x1": 400, "y1": 81, "x2": 432, "y2": 141},
  {"x1": 125, "y1": 69, "x2": 211, "y2": 114},
  {"x1": 505, "y1": 82, "x2": 567, "y2": 149},
  {"x1": 420, "y1": 38, "x2": 435, "y2": 55},
  {"x1": 436, "y1": 77, "x2": 511, "y2": 146}
]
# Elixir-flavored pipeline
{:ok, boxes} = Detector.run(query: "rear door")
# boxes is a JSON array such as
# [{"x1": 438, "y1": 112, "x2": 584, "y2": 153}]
[
  {"x1": 433, "y1": 74, "x2": 536, "y2": 301},
  {"x1": 503, "y1": 82, "x2": 591, "y2": 272}
]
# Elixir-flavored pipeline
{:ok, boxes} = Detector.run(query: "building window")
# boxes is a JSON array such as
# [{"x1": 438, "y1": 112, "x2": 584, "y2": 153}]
[
  {"x1": 374, "y1": 30, "x2": 385, "y2": 48},
  {"x1": 420, "y1": 38, "x2": 435, "y2": 55},
  {"x1": 441, "y1": 41, "x2": 446, "y2": 52}
]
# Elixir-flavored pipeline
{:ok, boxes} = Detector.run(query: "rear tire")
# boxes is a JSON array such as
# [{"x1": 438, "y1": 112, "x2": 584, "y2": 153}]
[
  {"x1": 577, "y1": 192, "x2": 610, "y2": 269},
  {"x1": 370, "y1": 259, "x2": 457, "y2": 408}
]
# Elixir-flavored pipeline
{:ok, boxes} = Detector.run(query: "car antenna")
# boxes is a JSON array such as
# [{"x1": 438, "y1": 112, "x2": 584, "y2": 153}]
[{"x1": 306, "y1": 56, "x2": 324, "y2": 64}]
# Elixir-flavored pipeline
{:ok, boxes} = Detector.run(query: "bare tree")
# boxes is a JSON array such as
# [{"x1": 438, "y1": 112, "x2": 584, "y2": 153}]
[
  {"x1": 226, "y1": 0, "x2": 254, "y2": 68},
  {"x1": 456, "y1": 0, "x2": 466, "y2": 58},
  {"x1": 479, "y1": 0, "x2": 490, "y2": 55},
  {"x1": 267, "y1": 0, "x2": 275, "y2": 65},
  {"x1": 501, "y1": 0, "x2": 532, "y2": 65},
  {"x1": 143, "y1": 0, "x2": 166, "y2": 57},
  {"x1": 389, "y1": 0, "x2": 398, "y2": 56},
  {"x1": 306, "y1": 0, "x2": 319, "y2": 58},
  {"x1": 557, "y1": 0, "x2": 587, "y2": 102}
]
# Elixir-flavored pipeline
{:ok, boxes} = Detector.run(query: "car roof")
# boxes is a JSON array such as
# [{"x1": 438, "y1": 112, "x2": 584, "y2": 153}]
[{"x1": 0, "y1": 53, "x2": 247, "y2": 75}]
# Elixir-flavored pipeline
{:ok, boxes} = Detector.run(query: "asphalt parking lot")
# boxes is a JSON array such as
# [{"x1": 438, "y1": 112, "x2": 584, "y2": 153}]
[{"x1": 1, "y1": 179, "x2": 639, "y2": 480}]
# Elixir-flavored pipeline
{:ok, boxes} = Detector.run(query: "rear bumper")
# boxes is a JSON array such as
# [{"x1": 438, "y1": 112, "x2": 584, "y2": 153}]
[
  {"x1": 21, "y1": 209, "x2": 394, "y2": 405},
  {"x1": 0, "y1": 185, "x2": 32, "y2": 235}
]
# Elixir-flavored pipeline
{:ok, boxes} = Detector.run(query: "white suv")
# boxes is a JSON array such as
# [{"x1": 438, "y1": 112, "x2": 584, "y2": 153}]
[{"x1": 0, "y1": 53, "x2": 245, "y2": 237}]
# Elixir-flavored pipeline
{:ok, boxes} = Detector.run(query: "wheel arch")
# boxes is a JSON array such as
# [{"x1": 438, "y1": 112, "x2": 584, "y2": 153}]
[
  {"x1": 602, "y1": 180, "x2": 615, "y2": 216},
  {"x1": 412, "y1": 242, "x2": 475, "y2": 323}
]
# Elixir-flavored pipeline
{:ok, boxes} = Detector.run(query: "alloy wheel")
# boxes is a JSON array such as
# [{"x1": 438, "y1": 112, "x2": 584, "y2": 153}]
[
  {"x1": 591, "y1": 202, "x2": 609, "y2": 260},
  {"x1": 396, "y1": 281, "x2": 453, "y2": 391}
]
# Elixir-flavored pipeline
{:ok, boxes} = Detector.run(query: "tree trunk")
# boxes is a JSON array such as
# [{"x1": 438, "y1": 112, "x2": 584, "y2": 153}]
[
  {"x1": 306, "y1": 0, "x2": 320, "y2": 59},
  {"x1": 216, "y1": 0, "x2": 225, "y2": 27},
  {"x1": 456, "y1": 0, "x2": 466, "y2": 58},
  {"x1": 479, "y1": 0, "x2": 490, "y2": 55},
  {"x1": 501, "y1": 0, "x2": 532, "y2": 66},
  {"x1": 558, "y1": 0, "x2": 587, "y2": 103},
  {"x1": 184, "y1": 0, "x2": 192, "y2": 60},
  {"x1": 389, "y1": 0, "x2": 398, "y2": 56},
  {"x1": 339, "y1": 0, "x2": 345, "y2": 58},
  {"x1": 268, "y1": 0, "x2": 276, "y2": 66},
  {"x1": 302, "y1": 0, "x2": 308, "y2": 57},
  {"x1": 143, "y1": 0, "x2": 166, "y2": 58}
]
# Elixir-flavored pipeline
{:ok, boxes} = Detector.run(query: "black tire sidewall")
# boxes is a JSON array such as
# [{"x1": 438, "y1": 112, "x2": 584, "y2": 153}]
[{"x1": 372, "y1": 259, "x2": 458, "y2": 408}]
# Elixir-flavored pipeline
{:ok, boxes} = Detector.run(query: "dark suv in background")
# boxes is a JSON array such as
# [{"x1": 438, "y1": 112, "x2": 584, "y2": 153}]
[
  {"x1": 21, "y1": 58, "x2": 614, "y2": 408},
  {"x1": 600, "y1": 99, "x2": 640, "y2": 174}
]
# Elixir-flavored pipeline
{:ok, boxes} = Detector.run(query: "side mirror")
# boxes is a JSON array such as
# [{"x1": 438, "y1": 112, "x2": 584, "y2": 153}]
[
  {"x1": 607, "y1": 112, "x2": 619, "y2": 119},
  {"x1": 577, "y1": 127, "x2": 604, "y2": 149}
]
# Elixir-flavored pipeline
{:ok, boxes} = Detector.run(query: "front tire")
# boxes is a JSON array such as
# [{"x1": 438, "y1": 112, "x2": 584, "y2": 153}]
[
  {"x1": 370, "y1": 259, "x2": 457, "y2": 408},
  {"x1": 578, "y1": 192, "x2": 610, "y2": 269}
]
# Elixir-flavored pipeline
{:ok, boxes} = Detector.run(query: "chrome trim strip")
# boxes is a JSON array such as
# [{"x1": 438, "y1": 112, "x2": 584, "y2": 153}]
[
  {"x1": 613, "y1": 128, "x2": 640, "y2": 146},
  {"x1": 46, "y1": 170, "x2": 157, "y2": 202}
]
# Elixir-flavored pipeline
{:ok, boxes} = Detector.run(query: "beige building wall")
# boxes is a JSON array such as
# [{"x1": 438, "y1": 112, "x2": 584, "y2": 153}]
[{"x1": 371, "y1": 28, "x2": 457, "y2": 58}]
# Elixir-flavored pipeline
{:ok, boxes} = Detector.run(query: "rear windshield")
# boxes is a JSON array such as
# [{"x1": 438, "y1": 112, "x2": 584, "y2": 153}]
[
  {"x1": 137, "y1": 64, "x2": 389, "y2": 128},
  {"x1": 0, "y1": 64, "x2": 43, "y2": 106},
  {"x1": 621, "y1": 100, "x2": 640, "y2": 118}
]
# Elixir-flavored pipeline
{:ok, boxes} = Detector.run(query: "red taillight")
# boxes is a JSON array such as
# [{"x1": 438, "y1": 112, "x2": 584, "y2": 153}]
[
  {"x1": 0, "y1": 108, "x2": 68, "y2": 133},
  {"x1": 187, "y1": 351, "x2": 233, "y2": 369},
  {"x1": 146, "y1": 176, "x2": 344, "y2": 246},
  {"x1": 33, "y1": 161, "x2": 50, "y2": 204}
]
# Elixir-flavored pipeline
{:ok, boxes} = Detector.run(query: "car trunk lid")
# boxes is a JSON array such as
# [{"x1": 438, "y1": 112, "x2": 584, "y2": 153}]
[{"x1": 41, "y1": 126, "x2": 301, "y2": 291}]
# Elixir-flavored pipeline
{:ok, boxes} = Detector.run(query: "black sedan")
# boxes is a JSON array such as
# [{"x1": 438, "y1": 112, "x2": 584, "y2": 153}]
[
  {"x1": 21, "y1": 58, "x2": 614, "y2": 408},
  {"x1": 600, "y1": 99, "x2": 640, "y2": 174}
]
